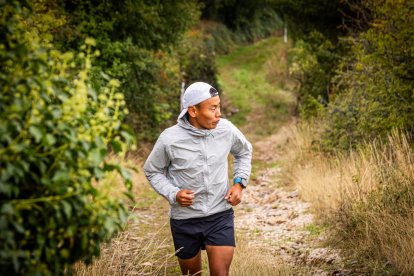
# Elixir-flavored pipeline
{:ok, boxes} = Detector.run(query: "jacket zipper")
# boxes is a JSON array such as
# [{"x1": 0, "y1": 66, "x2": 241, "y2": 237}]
[{"x1": 203, "y1": 135, "x2": 209, "y2": 213}]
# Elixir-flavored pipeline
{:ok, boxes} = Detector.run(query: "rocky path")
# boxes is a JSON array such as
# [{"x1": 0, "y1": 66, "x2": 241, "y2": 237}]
[{"x1": 235, "y1": 127, "x2": 347, "y2": 275}]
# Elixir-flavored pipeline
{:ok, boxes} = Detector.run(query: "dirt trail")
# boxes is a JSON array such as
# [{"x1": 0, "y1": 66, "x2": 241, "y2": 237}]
[{"x1": 235, "y1": 123, "x2": 349, "y2": 275}]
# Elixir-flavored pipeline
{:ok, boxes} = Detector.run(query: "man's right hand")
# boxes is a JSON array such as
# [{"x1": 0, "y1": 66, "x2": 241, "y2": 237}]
[{"x1": 176, "y1": 189, "x2": 195, "y2": 207}]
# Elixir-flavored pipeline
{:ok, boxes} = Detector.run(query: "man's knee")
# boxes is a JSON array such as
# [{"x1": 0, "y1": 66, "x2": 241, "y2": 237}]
[
  {"x1": 209, "y1": 263, "x2": 231, "y2": 276},
  {"x1": 178, "y1": 251, "x2": 202, "y2": 275}
]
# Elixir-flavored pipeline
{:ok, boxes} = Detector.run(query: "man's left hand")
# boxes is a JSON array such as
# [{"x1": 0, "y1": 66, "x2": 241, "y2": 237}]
[{"x1": 224, "y1": 184, "x2": 244, "y2": 206}]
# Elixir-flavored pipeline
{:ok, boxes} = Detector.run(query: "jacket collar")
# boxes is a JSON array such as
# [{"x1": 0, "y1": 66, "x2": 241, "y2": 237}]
[{"x1": 177, "y1": 116, "x2": 214, "y2": 137}]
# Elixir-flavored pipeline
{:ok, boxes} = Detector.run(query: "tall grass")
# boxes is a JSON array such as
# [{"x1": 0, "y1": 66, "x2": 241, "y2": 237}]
[
  {"x1": 74, "y1": 157, "x2": 179, "y2": 275},
  {"x1": 264, "y1": 42, "x2": 290, "y2": 88},
  {"x1": 283, "y1": 125, "x2": 414, "y2": 274},
  {"x1": 230, "y1": 235, "x2": 294, "y2": 276},
  {"x1": 74, "y1": 156, "x2": 295, "y2": 275},
  {"x1": 73, "y1": 220, "x2": 176, "y2": 275}
]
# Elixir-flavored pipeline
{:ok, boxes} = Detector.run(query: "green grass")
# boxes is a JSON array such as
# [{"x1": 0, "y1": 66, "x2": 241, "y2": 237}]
[
  {"x1": 217, "y1": 36, "x2": 294, "y2": 130},
  {"x1": 304, "y1": 223, "x2": 323, "y2": 236},
  {"x1": 217, "y1": 37, "x2": 282, "y2": 70},
  {"x1": 133, "y1": 189, "x2": 159, "y2": 210}
]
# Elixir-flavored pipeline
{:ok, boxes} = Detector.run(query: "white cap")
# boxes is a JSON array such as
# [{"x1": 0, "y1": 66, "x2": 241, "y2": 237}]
[{"x1": 178, "y1": 82, "x2": 219, "y2": 119}]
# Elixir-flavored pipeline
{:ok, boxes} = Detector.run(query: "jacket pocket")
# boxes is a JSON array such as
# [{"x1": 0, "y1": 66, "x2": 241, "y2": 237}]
[
  {"x1": 170, "y1": 144, "x2": 201, "y2": 170},
  {"x1": 169, "y1": 144, "x2": 204, "y2": 192}
]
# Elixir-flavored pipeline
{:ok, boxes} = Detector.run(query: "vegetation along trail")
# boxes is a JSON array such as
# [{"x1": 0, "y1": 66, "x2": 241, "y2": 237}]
[
  {"x1": 75, "y1": 36, "x2": 351, "y2": 276},
  {"x1": 4, "y1": 1, "x2": 412, "y2": 275},
  {"x1": 217, "y1": 36, "x2": 353, "y2": 275}
]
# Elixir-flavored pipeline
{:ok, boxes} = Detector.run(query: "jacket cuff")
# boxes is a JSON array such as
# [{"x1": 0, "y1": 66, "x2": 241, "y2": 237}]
[{"x1": 168, "y1": 188, "x2": 180, "y2": 206}]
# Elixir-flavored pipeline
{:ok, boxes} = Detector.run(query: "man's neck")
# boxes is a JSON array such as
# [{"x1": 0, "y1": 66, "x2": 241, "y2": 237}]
[{"x1": 188, "y1": 116, "x2": 202, "y2": 129}]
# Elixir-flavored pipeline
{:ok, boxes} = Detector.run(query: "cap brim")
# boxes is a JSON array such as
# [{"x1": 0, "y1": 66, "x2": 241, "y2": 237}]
[{"x1": 178, "y1": 108, "x2": 188, "y2": 119}]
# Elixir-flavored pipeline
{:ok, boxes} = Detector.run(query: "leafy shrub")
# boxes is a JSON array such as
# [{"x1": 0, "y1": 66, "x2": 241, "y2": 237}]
[
  {"x1": 199, "y1": 21, "x2": 237, "y2": 55},
  {"x1": 96, "y1": 39, "x2": 182, "y2": 142},
  {"x1": 233, "y1": 9, "x2": 283, "y2": 43},
  {"x1": 29, "y1": 0, "x2": 201, "y2": 142},
  {"x1": 288, "y1": 31, "x2": 342, "y2": 116},
  {"x1": 321, "y1": 0, "x2": 414, "y2": 150},
  {"x1": 179, "y1": 29, "x2": 220, "y2": 91},
  {"x1": 200, "y1": 1, "x2": 283, "y2": 42},
  {"x1": 0, "y1": 2, "x2": 134, "y2": 274}
]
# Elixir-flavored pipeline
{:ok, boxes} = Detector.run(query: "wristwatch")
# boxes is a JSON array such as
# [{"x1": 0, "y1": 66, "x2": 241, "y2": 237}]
[{"x1": 233, "y1": 177, "x2": 247, "y2": 189}]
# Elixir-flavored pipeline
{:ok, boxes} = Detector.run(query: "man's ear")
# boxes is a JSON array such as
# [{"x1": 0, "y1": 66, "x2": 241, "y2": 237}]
[{"x1": 188, "y1": 106, "x2": 197, "y2": 118}]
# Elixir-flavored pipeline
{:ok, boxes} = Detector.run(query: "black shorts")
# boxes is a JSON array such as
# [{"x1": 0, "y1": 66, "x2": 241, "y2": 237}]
[{"x1": 170, "y1": 208, "x2": 235, "y2": 259}]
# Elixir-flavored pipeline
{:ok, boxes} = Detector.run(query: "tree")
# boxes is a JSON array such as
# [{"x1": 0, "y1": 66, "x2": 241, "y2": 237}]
[
  {"x1": 321, "y1": 0, "x2": 414, "y2": 150},
  {"x1": 0, "y1": 1, "x2": 134, "y2": 274},
  {"x1": 51, "y1": 0, "x2": 201, "y2": 141}
]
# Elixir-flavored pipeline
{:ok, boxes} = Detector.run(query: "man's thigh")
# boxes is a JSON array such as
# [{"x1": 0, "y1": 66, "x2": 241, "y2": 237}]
[{"x1": 206, "y1": 245, "x2": 234, "y2": 276}]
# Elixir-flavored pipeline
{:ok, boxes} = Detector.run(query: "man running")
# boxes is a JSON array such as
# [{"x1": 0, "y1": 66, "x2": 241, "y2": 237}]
[{"x1": 144, "y1": 82, "x2": 252, "y2": 275}]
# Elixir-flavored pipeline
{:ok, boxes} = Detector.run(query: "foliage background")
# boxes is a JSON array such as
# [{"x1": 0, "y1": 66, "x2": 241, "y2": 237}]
[
  {"x1": 1, "y1": 0, "x2": 413, "y2": 274},
  {"x1": 0, "y1": 1, "x2": 135, "y2": 274}
]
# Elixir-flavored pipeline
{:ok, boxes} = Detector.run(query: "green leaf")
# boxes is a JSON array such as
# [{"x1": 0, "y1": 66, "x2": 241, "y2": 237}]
[
  {"x1": 104, "y1": 218, "x2": 116, "y2": 235},
  {"x1": 120, "y1": 166, "x2": 131, "y2": 180},
  {"x1": 52, "y1": 170, "x2": 70, "y2": 182},
  {"x1": 29, "y1": 126, "x2": 43, "y2": 143},
  {"x1": 100, "y1": 71, "x2": 110, "y2": 81},
  {"x1": 89, "y1": 148, "x2": 104, "y2": 166},
  {"x1": 62, "y1": 201, "x2": 72, "y2": 219},
  {"x1": 103, "y1": 162, "x2": 119, "y2": 172},
  {"x1": 61, "y1": 249, "x2": 70, "y2": 259},
  {"x1": 93, "y1": 167, "x2": 103, "y2": 179},
  {"x1": 110, "y1": 140, "x2": 122, "y2": 153},
  {"x1": 87, "y1": 87, "x2": 97, "y2": 101},
  {"x1": 51, "y1": 108, "x2": 62, "y2": 119},
  {"x1": 120, "y1": 130, "x2": 135, "y2": 144},
  {"x1": 81, "y1": 233, "x2": 88, "y2": 250},
  {"x1": 45, "y1": 134, "x2": 56, "y2": 146},
  {"x1": 11, "y1": 220, "x2": 24, "y2": 233},
  {"x1": 1, "y1": 203, "x2": 14, "y2": 215},
  {"x1": 123, "y1": 191, "x2": 135, "y2": 202},
  {"x1": 120, "y1": 167, "x2": 132, "y2": 189}
]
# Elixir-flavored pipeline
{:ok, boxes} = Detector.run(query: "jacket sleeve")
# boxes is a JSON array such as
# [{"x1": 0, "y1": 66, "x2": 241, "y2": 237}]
[
  {"x1": 143, "y1": 133, "x2": 180, "y2": 205},
  {"x1": 229, "y1": 121, "x2": 253, "y2": 186}
]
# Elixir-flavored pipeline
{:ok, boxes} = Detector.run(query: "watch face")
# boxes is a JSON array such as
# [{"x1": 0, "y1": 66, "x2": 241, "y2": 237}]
[{"x1": 234, "y1": 177, "x2": 247, "y2": 188}]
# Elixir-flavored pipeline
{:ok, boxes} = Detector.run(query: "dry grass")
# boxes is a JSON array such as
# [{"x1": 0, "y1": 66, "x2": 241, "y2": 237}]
[
  {"x1": 74, "y1": 156, "x2": 296, "y2": 275},
  {"x1": 230, "y1": 233, "x2": 295, "y2": 276},
  {"x1": 264, "y1": 41, "x2": 291, "y2": 88},
  {"x1": 282, "y1": 123, "x2": 379, "y2": 215},
  {"x1": 73, "y1": 219, "x2": 176, "y2": 275},
  {"x1": 282, "y1": 125, "x2": 414, "y2": 274},
  {"x1": 74, "y1": 156, "x2": 180, "y2": 275}
]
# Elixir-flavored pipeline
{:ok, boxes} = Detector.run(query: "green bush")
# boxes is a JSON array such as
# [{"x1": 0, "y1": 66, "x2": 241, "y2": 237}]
[
  {"x1": 288, "y1": 31, "x2": 342, "y2": 117},
  {"x1": 234, "y1": 9, "x2": 283, "y2": 43},
  {"x1": 321, "y1": 0, "x2": 414, "y2": 150},
  {"x1": 200, "y1": 21, "x2": 237, "y2": 55},
  {"x1": 92, "y1": 38, "x2": 183, "y2": 141},
  {"x1": 179, "y1": 29, "x2": 220, "y2": 91},
  {"x1": 28, "y1": 0, "x2": 201, "y2": 142},
  {"x1": 0, "y1": 2, "x2": 134, "y2": 274},
  {"x1": 200, "y1": 1, "x2": 283, "y2": 42}
]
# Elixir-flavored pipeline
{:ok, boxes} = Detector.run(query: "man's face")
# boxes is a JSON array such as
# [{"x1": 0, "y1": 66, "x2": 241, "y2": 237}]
[{"x1": 189, "y1": 96, "x2": 221, "y2": 129}]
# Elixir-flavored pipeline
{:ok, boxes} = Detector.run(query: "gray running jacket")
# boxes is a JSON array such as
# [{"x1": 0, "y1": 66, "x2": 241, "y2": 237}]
[{"x1": 143, "y1": 117, "x2": 252, "y2": 220}]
